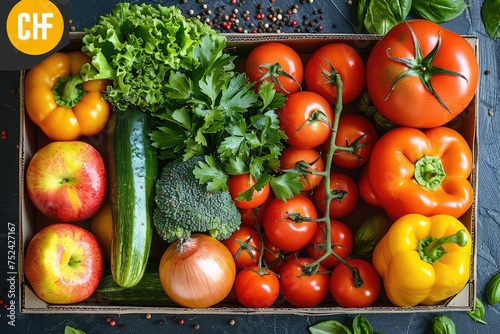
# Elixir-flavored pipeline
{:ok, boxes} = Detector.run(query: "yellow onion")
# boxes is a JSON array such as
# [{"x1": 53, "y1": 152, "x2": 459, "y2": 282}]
[{"x1": 159, "y1": 233, "x2": 236, "y2": 308}]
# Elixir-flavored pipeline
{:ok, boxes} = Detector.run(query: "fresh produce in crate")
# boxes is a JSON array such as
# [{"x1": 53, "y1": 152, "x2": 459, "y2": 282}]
[
  {"x1": 366, "y1": 19, "x2": 478, "y2": 128},
  {"x1": 24, "y1": 51, "x2": 111, "y2": 141},
  {"x1": 25, "y1": 140, "x2": 107, "y2": 222},
  {"x1": 107, "y1": 105, "x2": 158, "y2": 288},
  {"x1": 360, "y1": 126, "x2": 473, "y2": 220},
  {"x1": 373, "y1": 213, "x2": 472, "y2": 307},
  {"x1": 24, "y1": 223, "x2": 105, "y2": 304}
]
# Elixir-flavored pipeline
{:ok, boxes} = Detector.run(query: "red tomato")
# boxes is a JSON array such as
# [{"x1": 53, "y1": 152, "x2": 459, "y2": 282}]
[
  {"x1": 305, "y1": 43, "x2": 365, "y2": 105},
  {"x1": 263, "y1": 194, "x2": 318, "y2": 252},
  {"x1": 313, "y1": 173, "x2": 359, "y2": 219},
  {"x1": 279, "y1": 257, "x2": 330, "y2": 307},
  {"x1": 234, "y1": 266, "x2": 280, "y2": 308},
  {"x1": 262, "y1": 234, "x2": 298, "y2": 273},
  {"x1": 279, "y1": 146, "x2": 324, "y2": 191},
  {"x1": 245, "y1": 42, "x2": 303, "y2": 95},
  {"x1": 366, "y1": 19, "x2": 478, "y2": 128},
  {"x1": 329, "y1": 258, "x2": 381, "y2": 308},
  {"x1": 306, "y1": 220, "x2": 353, "y2": 269},
  {"x1": 331, "y1": 114, "x2": 377, "y2": 169},
  {"x1": 239, "y1": 192, "x2": 274, "y2": 229},
  {"x1": 277, "y1": 91, "x2": 334, "y2": 149},
  {"x1": 222, "y1": 226, "x2": 262, "y2": 271},
  {"x1": 228, "y1": 173, "x2": 270, "y2": 209}
]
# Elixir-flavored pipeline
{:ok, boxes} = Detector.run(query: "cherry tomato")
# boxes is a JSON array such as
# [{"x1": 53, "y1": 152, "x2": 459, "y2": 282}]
[
  {"x1": 222, "y1": 226, "x2": 262, "y2": 271},
  {"x1": 329, "y1": 258, "x2": 381, "y2": 308},
  {"x1": 228, "y1": 173, "x2": 270, "y2": 209},
  {"x1": 313, "y1": 173, "x2": 359, "y2": 219},
  {"x1": 279, "y1": 257, "x2": 330, "y2": 307},
  {"x1": 239, "y1": 192, "x2": 274, "y2": 229},
  {"x1": 279, "y1": 146, "x2": 324, "y2": 191},
  {"x1": 305, "y1": 43, "x2": 365, "y2": 105},
  {"x1": 366, "y1": 20, "x2": 478, "y2": 128},
  {"x1": 245, "y1": 42, "x2": 303, "y2": 95},
  {"x1": 262, "y1": 233, "x2": 298, "y2": 273},
  {"x1": 306, "y1": 220, "x2": 353, "y2": 269},
  {"x1": 234, "y1": 266, "x2": 280, "y2": 308},
  {"x1": 263, "y1": 194, "x2": 318, "y2": 252},
  {"x1": 331, "y1": 114, "x2": 378, "y2": 169},
  {"x1": 277, "y1": 91, "x2": 334, "y2": 149}
]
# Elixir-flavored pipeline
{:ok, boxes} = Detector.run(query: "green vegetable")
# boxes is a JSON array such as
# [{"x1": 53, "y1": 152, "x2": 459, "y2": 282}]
[
  {"x1": 80, "y1": 3, "x2": 219, "y2": 112},
  {"x1": 482, "y1": 0, "x2": 500, "y2": 39},
  {"x1": 486, "y1": 271, "x2": 500, "y2": 305},
  {"x1": 467, "y1": 297, "x2": 487, "y2": 324},
  {"x1": 352, "y1": 315, "x2": 375, "y2": 334},
  {"x1": 107, "y1": 105, "x2": 158, "y2": 288},
  {"x1": 64, "y1": 326, "x2": 85, "y2": 334},
  {"x1": 412, "y1": 0, "x2": 468, "y2": 23},
  {"x1": 97, "y1": 262, "x2": 177, "y2": 307},
  {"x1": 361, "y1": 0, "x2": 411, "y2": 34},
  {"x1": 309, "y1": 320, "x2": 353, "y2": 334},
  {"x1": 432, "y1": 315, "x2": 456, "y2": 334},
  {"x1": 354, "y1": 214, "x2": 389, "y2": 257},
  {"x1": 153, "y1": 156, "x2": 241, "y2": 243}
]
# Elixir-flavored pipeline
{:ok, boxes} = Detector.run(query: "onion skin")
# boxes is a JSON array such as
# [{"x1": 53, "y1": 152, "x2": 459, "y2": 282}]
[{"x1": 159, "y1": 234, "x2": 236, "y2": 308}]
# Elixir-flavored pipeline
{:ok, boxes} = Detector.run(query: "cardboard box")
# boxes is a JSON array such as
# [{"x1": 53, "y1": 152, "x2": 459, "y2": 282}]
[{"x1": 18, "y1": 33, "x2": 478, "y2": 315}]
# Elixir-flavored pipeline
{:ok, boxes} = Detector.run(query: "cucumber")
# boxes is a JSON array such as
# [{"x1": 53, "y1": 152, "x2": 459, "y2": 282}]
[
  {"x1": 107, "y1": 105, "x2": 158, "y2": 288},
  {"x1": 97, "y1": 262, "x2": 177, "y2": 306}
]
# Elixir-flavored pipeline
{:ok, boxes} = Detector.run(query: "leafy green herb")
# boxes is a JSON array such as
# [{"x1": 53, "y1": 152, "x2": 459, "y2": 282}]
[
  {"x1": 432, "y1": 315, "x2": 456, "y2": 334},
  {"x1": 412, "y1": 0, "x2": 468, "y2": 23},
  {"x1": 352, "y1": 315, "x2": 375, "y2": 334},
  {"x1": 354, "y1": 215, "x2": 389, "y2": 257},
  {"x1": 64, "y1": 326, "x2": 86, "y2": 334},
  {"x1": 481, "y1": 0, "x2": 500, "y2": 38},
  {"x1": 486, "y1": 271, "x2": 500, "y2": 305},
  {"x1": 362, "y1": 0, "x2": 411, "y2": 34},
  {"x1": 309, "y1": 320, "x2": 353, "y2": 334},
  {"x1": 309, "y1": 316, "x2": 384, "y2": 334},
  {"x1": 467, "y1": 297, "x2": 487, "y2": 324}
]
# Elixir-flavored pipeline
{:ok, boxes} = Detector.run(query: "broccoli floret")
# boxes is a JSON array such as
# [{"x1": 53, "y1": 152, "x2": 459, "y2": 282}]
[{"x1": 153, "y1": 156, "x2": 241, "y2": 243}]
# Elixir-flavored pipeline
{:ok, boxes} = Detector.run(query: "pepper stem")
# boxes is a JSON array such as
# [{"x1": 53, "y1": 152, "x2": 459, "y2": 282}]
[
  {"x1": 53, "y1": 74, "x2": 86, "y2": 108},
  {"x1": 414, "y1": 155, "x2": 446, "y2": 191},
  {"x1": 418, "y1": 229, "x2": 468, "y2": 264}
]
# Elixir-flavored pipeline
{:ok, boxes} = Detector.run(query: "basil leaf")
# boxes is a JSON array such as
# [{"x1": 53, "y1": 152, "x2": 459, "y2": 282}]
[
  {"x1": 358, "y1": 0, "x2": 367, "y2": 30},
  {"x1": 486, "y1": 271, "x2": 500, "y2": 305},
  {"x1": 467, "y1": 297, "x2": 487, "y2": 324},
  {"x1": 64, "y1": 326, "x2": 86, "y2": 334},
  {"x1": 432, "y1": 315, "x2": 456, "y2": 334},
  {"x1": 352, "y1": 315, "x2": 374, "y2": 334},
  {"x1": 481, "y1": 0, "x2": 500, "y2": 38},
  {"x1": 309, "y1": 320, "x2": 353, "y2": 334},
  {"x1": 412, "y1": 0, "x2": 468, "y2": 23},
  {"x1": 363, "y1": 0, "x2": 410, "y2": 34}
]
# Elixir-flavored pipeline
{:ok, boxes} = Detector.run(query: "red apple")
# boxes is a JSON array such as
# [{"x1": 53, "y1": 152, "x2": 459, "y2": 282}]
[
  {"x1": 24, "y1": 223, "x2": 105, "y2": 304},
  {"x1": 26, "y1": 141, "x2": 107, "y2": 222}
]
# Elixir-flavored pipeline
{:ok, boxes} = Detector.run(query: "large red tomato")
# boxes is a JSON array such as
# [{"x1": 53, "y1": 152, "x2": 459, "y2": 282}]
[
  {"x1": 366, "y1": 19, "x2": 478, "y2": 128},
  {"x1": 305, "y1": 43, "x2": 365, "y2": 105},
  {"x1": 245, "y1": 42, "x2": 303, "y2": 95},
  {"x1": 277, "y1": 91, "x2": 334, "y2": 149},
  {"x1": 313, "y1": 173, "x2": 359, "y2": 219},
  {"x1": 234, "y1": 266, "x2": 280, "y2": 308}
]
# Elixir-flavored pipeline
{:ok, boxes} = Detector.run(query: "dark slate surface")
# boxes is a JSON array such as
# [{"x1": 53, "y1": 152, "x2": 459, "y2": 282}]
[{"x1": 1, "y1": 0, "x2": 499, "y2": 333}]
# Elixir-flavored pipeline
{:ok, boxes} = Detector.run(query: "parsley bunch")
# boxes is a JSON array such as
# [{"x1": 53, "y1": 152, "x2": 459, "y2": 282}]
[{"x1": 150, "y1": 35, "x2": 303, "y2": 200}]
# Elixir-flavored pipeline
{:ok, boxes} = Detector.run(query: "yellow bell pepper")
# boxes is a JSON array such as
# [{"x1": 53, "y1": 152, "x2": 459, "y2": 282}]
[
  {"x1": 24, "y1": 51, "x2": 111, "y2": 141},
  {"x1": 372, "y1": 213, "x2": 471, "y2": 307}
]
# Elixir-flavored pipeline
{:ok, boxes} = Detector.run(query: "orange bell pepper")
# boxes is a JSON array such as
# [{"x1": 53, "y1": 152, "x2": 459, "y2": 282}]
[
  {"x1": 372, "y1": 213, "x2": 472, "y2": 307},
  {"x1": 360, "y1": 126, "x2": 473, "y2": 220},
  {"x1": 24, "y1": 51, "x2": 111, "y2": 141}
]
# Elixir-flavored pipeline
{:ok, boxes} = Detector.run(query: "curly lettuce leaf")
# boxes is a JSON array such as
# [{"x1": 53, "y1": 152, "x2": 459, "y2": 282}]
[{"x1": 80, "y1": 3, "x2": 221, "y2": 112}]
